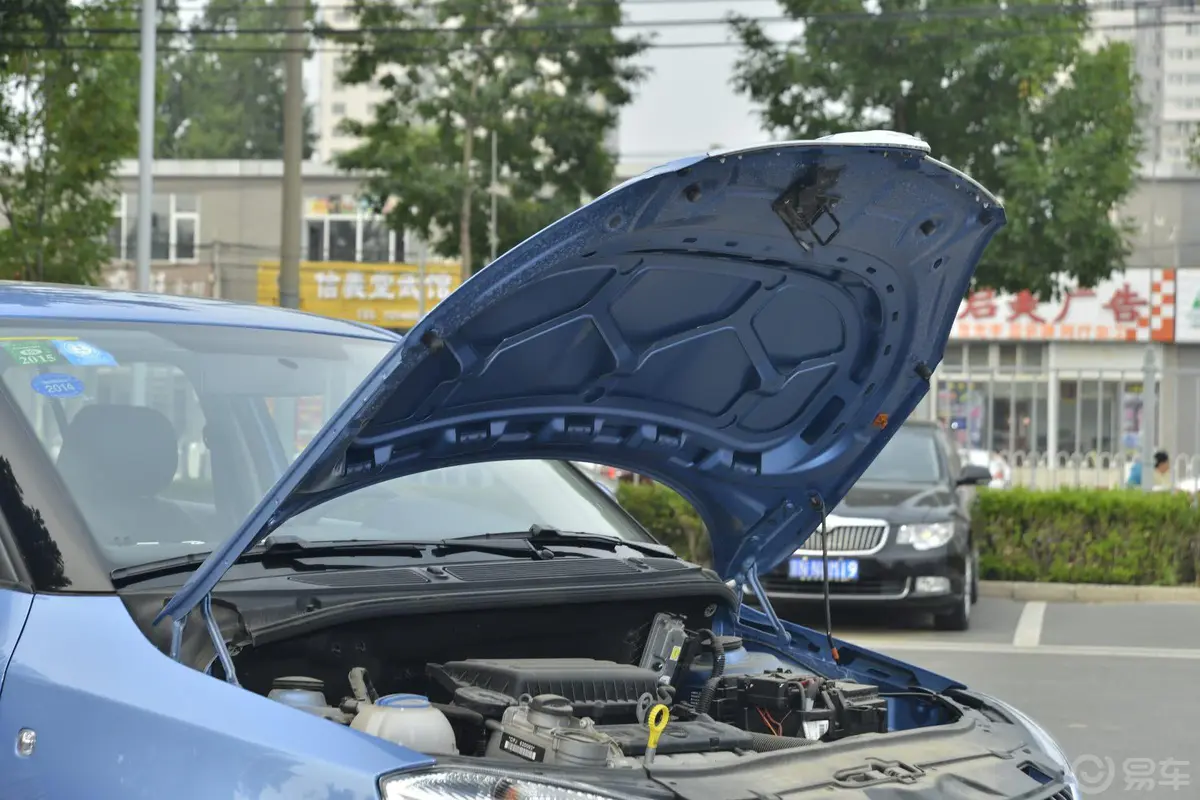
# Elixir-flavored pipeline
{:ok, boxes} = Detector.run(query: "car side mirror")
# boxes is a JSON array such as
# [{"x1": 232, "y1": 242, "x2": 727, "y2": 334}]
[{"x1": 956, "y1": 464, "x2": 992, "y2": 486}]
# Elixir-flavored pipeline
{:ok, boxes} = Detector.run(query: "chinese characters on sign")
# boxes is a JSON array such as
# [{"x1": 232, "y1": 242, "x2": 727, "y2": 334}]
[
  {"x1": 952, "y1": 275, "x2": 1169, "y2": 342},
  {"x1": 102, "y1": 265, "x2": 213, "y2": 297},
  {"x1": 256, "y1": 261, "x2": 463, "y2": 327},
  {"x1": 311, "y1": 270, "x2": 454, "y2": 304}
]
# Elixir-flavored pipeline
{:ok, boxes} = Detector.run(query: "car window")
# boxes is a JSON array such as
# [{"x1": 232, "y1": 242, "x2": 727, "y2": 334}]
[
  {"x1": 0, "y1": 322, "x2": 651, "y2": 572},
  {"x1": 276, "y1": 459, "x2": 648, "y2": 544},
  {"x1": 858, "y1": 425, "x2": 945, "y2": 484},
  {"x1": 2, "y1": 360, "x2": 214, "y2": 508},
  {"x1": 937, "y1": 429, "x2": 961, "y2": 478}
]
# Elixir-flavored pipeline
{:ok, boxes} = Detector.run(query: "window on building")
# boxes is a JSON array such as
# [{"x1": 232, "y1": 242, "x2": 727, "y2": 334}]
[
  {"x1": 108, "y1": 193, "x2": 200, "y2": 263},
  {"x1": 966, "y1": 342, "x2": 990, "y2": 369},
  {"x1": 332, "y1": 102, "x2": 346, "y2": 117},
  {"x1": 1168, "y1": 48, "x2": 1185, "y2": 59},
  {"x1": 1057, "y1": 378, "x2": 1145, "y2": 456},
  {"x1": 328, "y1": 219, "x2": 356, "y2": 261},
  {"x1": 303, "y1": 196, "x2": 404, "y2": 263},
  {"x1": 1188, "y1": 23, "x2": 1200, "y2": 35}
]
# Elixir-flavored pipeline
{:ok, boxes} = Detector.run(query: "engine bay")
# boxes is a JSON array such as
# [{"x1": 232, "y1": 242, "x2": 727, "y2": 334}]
[{"x1": 232, "y1": 604, "x2": 915, "y2": 770}]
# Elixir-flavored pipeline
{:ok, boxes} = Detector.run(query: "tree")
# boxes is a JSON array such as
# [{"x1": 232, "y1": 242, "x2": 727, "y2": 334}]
[
  {"x1": 0, "y1": 0, "x2": 70, "y2": 70},
  {"x1": 731, "y1": 0, "x2": 1142, "y2": 297},
  {"x1": 157, "y1": 0, "x2": 316, "y2": 159},
  {"x1": 331, "y1": 0, "x2": 648, "y2": 274},
  {"x1": 0, "y1": 1, "x2": 138, "y2": 284}
]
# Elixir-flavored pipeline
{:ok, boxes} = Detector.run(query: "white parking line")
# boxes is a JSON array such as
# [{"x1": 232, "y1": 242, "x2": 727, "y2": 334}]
[
  {"x1": 1012, "y1": 601, "x2": 1047, "y2": 647},
  {"x1": 840, "y1": 639, "x2": 1200, "y2": 660}
]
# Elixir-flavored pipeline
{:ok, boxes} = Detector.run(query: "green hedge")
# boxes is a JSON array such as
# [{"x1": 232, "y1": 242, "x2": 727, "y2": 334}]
[
  {"x1": 617, "y1": 482, "x2": 1200, "y2": 586},
  {"x1": 975, "y1": 488, "x2": 1200, "y2": 586},
  {"x1": 616, "y1": 482, "x2": 710, "y2": 566}
]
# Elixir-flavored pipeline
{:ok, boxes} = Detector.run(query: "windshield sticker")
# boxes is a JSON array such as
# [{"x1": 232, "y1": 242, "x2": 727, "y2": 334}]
[
  {"x1": 51, "y1": 340, "x2": 117, "y2": 366},
  {"x1": 2, "y1": 340, "x2": 60, "y2": 367},
  {"x1": 30, "y1": 373, "x2": 84, "y2": 399}
]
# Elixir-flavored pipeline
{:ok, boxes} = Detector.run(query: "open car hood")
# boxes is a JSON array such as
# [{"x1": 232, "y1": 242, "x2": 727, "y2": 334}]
[{"x1": 158, "y1": 132, "x2": 1005, "y2": 625}]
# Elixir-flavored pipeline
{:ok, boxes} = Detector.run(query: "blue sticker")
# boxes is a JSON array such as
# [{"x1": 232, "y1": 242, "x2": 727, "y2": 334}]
[
  {"x1": 31, "y1": 373, "x2": 85, "y2": 399},
  {"x1": 52, "y1": 339, "x2": 117, "y2": 366}
]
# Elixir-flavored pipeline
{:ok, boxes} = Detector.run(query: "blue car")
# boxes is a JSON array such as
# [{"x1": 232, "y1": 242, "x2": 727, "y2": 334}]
[{"x1": 0, "y1": 134, "x2": 1079, "y2": 799}]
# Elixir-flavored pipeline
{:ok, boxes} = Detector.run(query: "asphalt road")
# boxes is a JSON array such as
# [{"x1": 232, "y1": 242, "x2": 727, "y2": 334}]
[{"x1": 779, "y1": 599, "x2": 1200, "y2": 798}]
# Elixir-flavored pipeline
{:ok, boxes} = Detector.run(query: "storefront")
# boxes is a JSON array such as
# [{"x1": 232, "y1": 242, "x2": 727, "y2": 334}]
[
  {"x1": 255, "y1": 259, "x2": 464, "y2": 335},
  {"x1": 917, "y1": 269, "x2": 1176, "y2": 467}
]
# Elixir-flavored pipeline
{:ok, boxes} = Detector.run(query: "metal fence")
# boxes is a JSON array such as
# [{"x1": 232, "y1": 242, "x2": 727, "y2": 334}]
[{"x1": 917, "y1": 348, "x2": 1200, "y2": 491}]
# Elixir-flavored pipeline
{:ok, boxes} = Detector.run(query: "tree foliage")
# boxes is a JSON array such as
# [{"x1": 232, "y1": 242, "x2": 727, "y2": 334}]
[
  {"x1": 157, "y1": 0, "x2": 315, "y2": 159},
  {"x1": 731, "y1": 0, "x2": 1142, "y2": 297},
  {"x1": 331, "y1": 0, "x2": 648, "y2": 273},
  {"x1": 0, "y1": 1, "x2": 138, "y2": 284}
]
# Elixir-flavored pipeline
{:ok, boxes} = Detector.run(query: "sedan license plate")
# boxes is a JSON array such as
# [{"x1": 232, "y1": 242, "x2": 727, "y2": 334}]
[{"x1": 788, "y1": 557, "x2": 859, "y2": 582}]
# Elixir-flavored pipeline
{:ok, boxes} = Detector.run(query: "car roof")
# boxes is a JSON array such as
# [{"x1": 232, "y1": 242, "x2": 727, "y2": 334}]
[{"x1": 0, "y1": 282, "x2": 399, "y2": 342}]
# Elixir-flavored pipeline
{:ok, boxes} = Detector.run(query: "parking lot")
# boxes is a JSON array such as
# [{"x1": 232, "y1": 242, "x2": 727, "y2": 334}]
[{"x1": 783, "y1": 598, "x2": 1199, "y2": 798}]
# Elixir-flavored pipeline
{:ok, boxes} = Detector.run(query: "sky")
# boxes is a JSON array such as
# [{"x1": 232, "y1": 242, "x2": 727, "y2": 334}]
[
  {"x1": 615, "y1": 0, "x2": 803, "y2": 170},
  {"x1": 173, "y1": 0, "x2": 803, "y2": 168}
]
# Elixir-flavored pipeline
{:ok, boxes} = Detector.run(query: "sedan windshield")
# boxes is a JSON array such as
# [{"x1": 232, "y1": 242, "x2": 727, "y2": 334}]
[
  {"x1": 858, "y1": 425, "x2": 944, "y2": 484},
  {"x1": 0, "y1": 320, "x2": 650, "y2": 571}
]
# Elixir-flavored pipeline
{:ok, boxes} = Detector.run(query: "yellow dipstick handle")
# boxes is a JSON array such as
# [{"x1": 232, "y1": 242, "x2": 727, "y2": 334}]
[{"x1": 644, "y1": 704, "x2": 670, "y2": 765}]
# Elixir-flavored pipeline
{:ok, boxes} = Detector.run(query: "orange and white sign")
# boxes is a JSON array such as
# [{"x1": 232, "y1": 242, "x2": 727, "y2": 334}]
[{"x1": 951, "y1": 269, "x2": 1175, "y2": 343}]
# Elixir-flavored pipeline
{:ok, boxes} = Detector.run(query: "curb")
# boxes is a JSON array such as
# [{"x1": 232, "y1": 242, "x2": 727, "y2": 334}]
[{"x1": 980, "y1": 580, "x2": 1200, "y2": 603}]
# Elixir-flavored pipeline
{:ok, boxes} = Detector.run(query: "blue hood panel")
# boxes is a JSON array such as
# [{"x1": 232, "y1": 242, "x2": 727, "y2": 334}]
[{"x1": 159, "y1": 134, "x2": 1004, "y2": 624}]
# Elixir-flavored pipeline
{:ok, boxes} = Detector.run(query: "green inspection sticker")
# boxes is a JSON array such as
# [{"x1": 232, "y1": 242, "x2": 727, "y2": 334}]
[{"x1": 2, "y1": 340, "x2": 60, "y2": 366}]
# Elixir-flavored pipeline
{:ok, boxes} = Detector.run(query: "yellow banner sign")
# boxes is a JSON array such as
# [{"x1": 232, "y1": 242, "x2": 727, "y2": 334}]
[{"x1": 257, "y1": 260, "x2": 463, "y2": 326}]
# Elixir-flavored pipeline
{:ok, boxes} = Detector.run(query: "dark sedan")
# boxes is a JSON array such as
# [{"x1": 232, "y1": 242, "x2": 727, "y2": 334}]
[{"x1": 758, "y1": 420, "x2": 992, "y2": 630}]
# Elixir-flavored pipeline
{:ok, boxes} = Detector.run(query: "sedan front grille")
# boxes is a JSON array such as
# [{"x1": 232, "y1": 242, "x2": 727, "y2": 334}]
[{"x1": 796, "y1": 524, "x2": 886, "y2": 553}]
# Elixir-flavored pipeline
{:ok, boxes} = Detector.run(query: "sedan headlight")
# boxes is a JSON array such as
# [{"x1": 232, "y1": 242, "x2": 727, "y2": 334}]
[
  {"x1": 381, "y1": 768, "x2": 621, "y2": 800},
  {"x1": 895, "y1": 522, "x2": 955, "y2": 550},
  {"x1": 980, "y1": 696, "x2": 1080, "y2": 799}
]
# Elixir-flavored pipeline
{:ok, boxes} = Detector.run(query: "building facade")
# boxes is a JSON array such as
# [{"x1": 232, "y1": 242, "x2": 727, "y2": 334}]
[{"x1": 106, "y1": 159, "x2": 463, "y2": 332}]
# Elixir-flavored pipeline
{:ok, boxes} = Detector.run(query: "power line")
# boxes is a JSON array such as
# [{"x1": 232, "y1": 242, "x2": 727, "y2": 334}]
[
  {"x1": 13, "y1": 3, "x2": 1106, "y2": 38},
  {"x1": 0, "y1": 16, "x2": 1181, "y2": 56}
]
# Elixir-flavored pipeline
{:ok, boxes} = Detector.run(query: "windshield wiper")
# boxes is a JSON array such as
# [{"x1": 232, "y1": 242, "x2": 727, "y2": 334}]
[
  {"x1": 110, "y1": 536, "x2": 427, "y2": 585},
  {"x1": 454, "y1": 525, "x2": 677, "y2": 559},
  {"x1": 110, "y1": 534, "x2": 556, "y2": 586}
]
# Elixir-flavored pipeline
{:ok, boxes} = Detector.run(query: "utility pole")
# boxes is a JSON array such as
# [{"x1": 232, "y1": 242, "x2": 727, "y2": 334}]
[
  {"x1": 135, "y1": 0, "x2": 156, "y2": 293},
  {"x1": 133, "y1": 0, "x2": 156, "y2": 407},
  {"x1": 416, "y1": 240, "x2": 428, "y2": 320},
  {"x1": 489, "y1": 130, "x2": 499, "y2": 264},
  {"x1": 279, "y1": 1, "x2": 305, "y2": 309}
]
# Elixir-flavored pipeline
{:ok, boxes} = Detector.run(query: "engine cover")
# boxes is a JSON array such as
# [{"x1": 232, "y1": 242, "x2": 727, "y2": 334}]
[{"x1": 429, "y1": 658, "x2": 662, "y2": 721}]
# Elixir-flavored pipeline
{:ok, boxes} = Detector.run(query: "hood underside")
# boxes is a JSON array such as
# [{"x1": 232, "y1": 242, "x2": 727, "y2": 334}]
[{"x1": 159, "y1": 132, "x2": 1005, "y2": 625}]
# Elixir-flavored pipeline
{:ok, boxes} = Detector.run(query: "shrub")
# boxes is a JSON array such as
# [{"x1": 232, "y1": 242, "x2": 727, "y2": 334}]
[
  {"x1": 615, "y1": 482, "x2": 711, "y2": 566},
  {"x1": 974, "y1": 488, "x2": 1200, "y2": 586},
  {"x1": 616, "y1": 481, "x2": 1200, "y2": 586}
]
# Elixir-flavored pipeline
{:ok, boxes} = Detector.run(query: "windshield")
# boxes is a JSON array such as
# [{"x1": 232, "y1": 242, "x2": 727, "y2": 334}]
[
  {"x1": 0, "y1": 320, "x2": 650, "y2": 571},
  {"x1": 858, "y1": 425, "x2": 945, "y2": 484}
]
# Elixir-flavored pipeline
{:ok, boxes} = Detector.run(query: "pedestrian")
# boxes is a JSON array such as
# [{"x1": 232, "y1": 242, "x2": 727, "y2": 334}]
[
  {"x1": 1127, "y1": 450, "x2": 1172, "y2": 490},
  {"x1": 1152, "y1": 450, "x2": 1172, "y2": 490}
]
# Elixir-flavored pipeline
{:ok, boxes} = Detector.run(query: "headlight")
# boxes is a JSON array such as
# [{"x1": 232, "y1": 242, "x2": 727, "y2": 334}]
[
  {"x1": 381, "y1": 768, "x2": 621, "y2": 800},
  {"x1": 981, "y1": 696, "x2": 1080, "y2": 799},
  {"x1": 895, "y1": 522, "x2": 955, "y2": 550}
]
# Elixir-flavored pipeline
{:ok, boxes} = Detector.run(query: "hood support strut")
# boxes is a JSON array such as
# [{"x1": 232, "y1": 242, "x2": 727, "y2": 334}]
[
  {"x1": 741, "y1": 564, "x2": 792, "y2": 648},
  {"x1": 168, "y1": 592, "x2": 241, "y2": 686}
]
